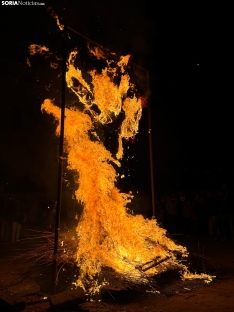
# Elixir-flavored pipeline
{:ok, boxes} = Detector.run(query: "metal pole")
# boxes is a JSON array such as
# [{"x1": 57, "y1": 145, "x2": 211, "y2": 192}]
[
  {"x1": 146, "y1": 71, "x2": 156, "y2": 218},
  {"x1": 52, "y1": 24, "x2": 67, "y2": 295}
]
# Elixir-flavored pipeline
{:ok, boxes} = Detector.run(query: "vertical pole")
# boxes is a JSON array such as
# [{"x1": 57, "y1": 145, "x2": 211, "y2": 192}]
[
  {"x1": 52, "y1": 24, "x2": 67, "y2": 295},
  {"x1": 146, "y1": 71, "x2": 156, "y2": 218}
]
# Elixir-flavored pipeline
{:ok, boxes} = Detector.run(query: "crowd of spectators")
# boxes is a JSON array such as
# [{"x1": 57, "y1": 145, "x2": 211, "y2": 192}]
[
  {"x1": 1, "y1": 182, "x2": 234, "y2": 244},
  {"x1": 0, "y1": 195, "x2": 56, "y2": 243},
  {"x1": 0, "y1": 190, "x2": 81, "y2": 246},
  {"x1": 155, "y1": 183, "x2": 234, "y2": 241}
]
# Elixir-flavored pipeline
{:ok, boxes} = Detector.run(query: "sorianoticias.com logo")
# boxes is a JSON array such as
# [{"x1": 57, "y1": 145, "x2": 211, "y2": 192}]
[{"x1": 2, "y1": 1, "x2": 45, "y2": 5}]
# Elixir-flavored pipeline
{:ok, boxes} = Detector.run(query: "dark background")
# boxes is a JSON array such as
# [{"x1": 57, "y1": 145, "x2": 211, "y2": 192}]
[{"x1": 0, "y1": 1, "x2": 233, "y2": 200}]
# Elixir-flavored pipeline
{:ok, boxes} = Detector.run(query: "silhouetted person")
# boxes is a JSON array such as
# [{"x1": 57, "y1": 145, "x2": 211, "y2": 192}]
[
  {"x1": 183, "y1": 196, "x2": 192, "y2": 236},
  {"x1": 12, "y1": 198, "x2": 25, "y2": 243},
  {"x1": 191, "y1": 199, "x2": 198, "y2": 236},
  {"x1": 155, "y1": 200, "x2": 165, "y2": 228},
  {"x1": 27, "y1": 199, "x2": 39, "y2": 229},
  {"x1": 221, "y1": 183, "x2": 234, "y2": 240},
  {"x1": 177, "y1": 191, "x2": 184, "y2": 234},
  {"x1": 226, "y1": 187, "x2": 234, "y2": 240},
  {"x1": 194, "y1": 191, "x2": 208, "y2": 236},
  {"x1": 43, "y1": 201, "x2": 56, "y2": 231},
  {"x1": 0, "y1": 196, "x2": 11, "y2": 242},
  {"x1": 165, "y1": 192, "x2": 177, "y2": 234},
  {"x1": 215, "y1": 192, "x2": 226, "y2": 240},
  {"x1": 205, "y1": 191, "x2": 216, "y2": 237}
]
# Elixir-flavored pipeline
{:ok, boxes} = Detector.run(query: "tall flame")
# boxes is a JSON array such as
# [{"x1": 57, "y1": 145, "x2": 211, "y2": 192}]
[{"x1": 41, "y1": 48, "x2": 189, "y2": 292}]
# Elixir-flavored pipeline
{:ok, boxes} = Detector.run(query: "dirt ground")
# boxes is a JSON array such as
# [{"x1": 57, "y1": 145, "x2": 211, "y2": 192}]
[{"x1": 0, "y1": 236, "x2": 233, "y2": 311}]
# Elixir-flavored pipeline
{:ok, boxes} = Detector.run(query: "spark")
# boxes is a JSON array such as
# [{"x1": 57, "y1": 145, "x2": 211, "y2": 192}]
[
  {"x1": 26, "y1": 57, "x2": 31, "y2": 67},
  {"x1": 48, "y1": 7, "x2": 64, "y2": 31},
  {"x1": 28, "y1": 44, "x2": 50, "y2": 55},
  {"x1": 50, "y1": 62, "x2": 59, "y2": 69}
]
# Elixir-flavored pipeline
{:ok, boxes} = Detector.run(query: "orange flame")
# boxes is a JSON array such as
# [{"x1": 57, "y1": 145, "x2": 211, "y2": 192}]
[{"x1": 41, "y1": 47, "x2": 212, "y2": 293}]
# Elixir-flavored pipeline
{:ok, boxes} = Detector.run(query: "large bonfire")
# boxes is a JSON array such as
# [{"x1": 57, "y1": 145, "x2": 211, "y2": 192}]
[{"x1": 30, "y1": 37, "x2": 211, "y2": 292}]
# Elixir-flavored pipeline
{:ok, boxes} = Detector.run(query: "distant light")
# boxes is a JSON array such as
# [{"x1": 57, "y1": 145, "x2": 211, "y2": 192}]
[{"x1": 196, "y1": 63, "x2": 200, "y2": 66}]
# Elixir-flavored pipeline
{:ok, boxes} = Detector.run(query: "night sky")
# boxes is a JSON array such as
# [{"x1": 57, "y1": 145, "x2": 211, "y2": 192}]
[{"x1": 0, "y1": 1, "x2": 233, "y2": 198}]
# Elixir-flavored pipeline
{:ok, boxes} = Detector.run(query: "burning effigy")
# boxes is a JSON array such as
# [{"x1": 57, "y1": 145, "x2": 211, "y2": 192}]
[
  {"x1": 38, "y1": 44, "x2": 213, "y2": 293},
  {"x1": 26, "y1": 10, "x2": 214, "y2": 291}
]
